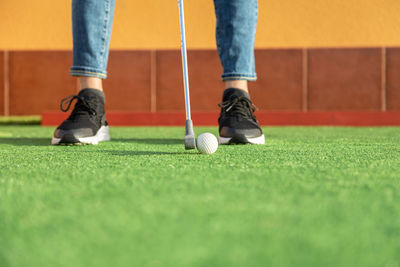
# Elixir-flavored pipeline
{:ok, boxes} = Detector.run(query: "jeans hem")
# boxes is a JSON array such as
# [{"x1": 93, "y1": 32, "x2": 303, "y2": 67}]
[
  {"x1": 221, "y1": 73, "x2": 257, "y2": 82},
  {"x1": 70, "y1": 67, "x2": 107, "y2": 79}
]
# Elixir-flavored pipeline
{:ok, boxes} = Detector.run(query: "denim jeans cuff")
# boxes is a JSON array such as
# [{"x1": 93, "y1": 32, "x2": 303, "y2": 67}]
[
  {"x1": 221, "y1": 73, "x2": 257, "y2": 82},
  {"x1": 70, "y1": 66, "x2": 107, "y2": 79}
]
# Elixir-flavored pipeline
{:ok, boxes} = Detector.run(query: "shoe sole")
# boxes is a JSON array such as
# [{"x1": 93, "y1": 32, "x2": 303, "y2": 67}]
[
  {"x1": 51, "y1": 126, "x2": 110, "y2": 145},
  {"x1": 218, "y1": 134, "x2": 265, "y2": 145}
]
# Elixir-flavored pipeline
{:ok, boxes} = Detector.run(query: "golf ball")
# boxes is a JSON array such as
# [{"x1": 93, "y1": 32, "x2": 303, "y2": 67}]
[{"x1": 196, "y1": 133, "x2": 218, "y2": 154}]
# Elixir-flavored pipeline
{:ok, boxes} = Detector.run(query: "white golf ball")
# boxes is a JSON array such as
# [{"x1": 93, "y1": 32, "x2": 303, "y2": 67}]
[{"x1": 196, "y1": 133, "x2": 218, "y2": 154}]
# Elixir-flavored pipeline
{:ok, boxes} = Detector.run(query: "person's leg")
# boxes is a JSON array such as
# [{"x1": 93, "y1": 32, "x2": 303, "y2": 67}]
[
  {"x1": 77, "y1": 77, "x2": 103, "y2": 92},
  {"x1": 70, "y1": 0, "x2": 115, "y2": 82},
  {"x1": 225, "y1": 80, "x2": 248, "y2": 92},
  {"x1": 52, "y1": 0, "x2": 115, "y2": 145},
  {"x1": 214, "y1": 0, "x2": 257, "y2": 86},
  {"x1": 214, "y1": 0, "x2": 264, "y2": 145}
]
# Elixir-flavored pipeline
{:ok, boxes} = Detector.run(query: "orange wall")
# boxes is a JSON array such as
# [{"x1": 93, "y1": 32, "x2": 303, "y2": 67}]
[{"x1": 1, "y1": 0, "x2": 400, "y2": 50}]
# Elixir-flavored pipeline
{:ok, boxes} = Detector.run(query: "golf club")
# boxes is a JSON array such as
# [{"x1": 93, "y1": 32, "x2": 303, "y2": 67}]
[{"x1": 178, "y1": 0, "x2": 196, "y2": 150}]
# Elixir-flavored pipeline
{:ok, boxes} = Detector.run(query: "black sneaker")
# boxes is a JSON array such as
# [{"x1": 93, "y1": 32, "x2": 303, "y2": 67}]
[
  {"x1": 218, "y1": 88, "x2": 265, "y2": 145},
  {"x1": 51, "y1": 88, "x2": 110, "y2": 145}
]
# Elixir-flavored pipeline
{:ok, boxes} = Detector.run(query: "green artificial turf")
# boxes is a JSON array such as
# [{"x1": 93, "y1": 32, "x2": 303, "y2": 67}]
[
  {"x1": 0, "y1": 126, "x2": 400, "y2": 267},
  {"x1": 0, "y1": 116, "x2": 41, "y2": 125}
]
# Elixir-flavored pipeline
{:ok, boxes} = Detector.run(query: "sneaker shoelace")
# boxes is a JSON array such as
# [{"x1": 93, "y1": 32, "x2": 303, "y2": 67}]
[
  {"x1": 218, "y1": 96, "x2": 258, "y2": 120},
  {"x1": 60, "y1": 95, "x2": 98, "y2": 120}
]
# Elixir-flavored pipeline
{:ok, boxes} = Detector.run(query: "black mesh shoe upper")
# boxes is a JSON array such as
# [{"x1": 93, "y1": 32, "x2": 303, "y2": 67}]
[
  {"x1": 218, "y1": 88, "x2": 263, "y2": 138},
  {"x1": 54, "y1": 88, "x2": 107, "y2": 139}
]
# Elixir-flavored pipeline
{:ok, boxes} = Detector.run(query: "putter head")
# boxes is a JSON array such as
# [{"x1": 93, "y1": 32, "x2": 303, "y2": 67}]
[{"x1": 184, "y1": 119, "x2": 196, "y2": 150}]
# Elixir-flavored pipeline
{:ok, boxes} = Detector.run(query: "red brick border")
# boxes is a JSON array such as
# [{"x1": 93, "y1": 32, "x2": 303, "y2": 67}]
[{"x1": 1, "y1": 48, "x2": 400, "y2": 117}]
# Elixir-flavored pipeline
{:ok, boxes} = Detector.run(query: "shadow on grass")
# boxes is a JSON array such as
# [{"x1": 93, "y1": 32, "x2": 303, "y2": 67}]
[
  {"x1": 111, "y1": 138, "x2": 182, "y2": 145},
  {"x1": 0, "y1": 137, "x2": 182, "y2": 146},
  {"x1": 0, "y1": 137, "x2": 50, "y2": 146},
  {"x1": 0, "y1": 137, "x2": 197, "y2": 155},
  {"x1": 106, "y1": 150, "x2": 194, "y2": 156}
]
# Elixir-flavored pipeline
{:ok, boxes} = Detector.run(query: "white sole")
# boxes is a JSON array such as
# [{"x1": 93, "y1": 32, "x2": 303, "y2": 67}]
[
  {"x1": 51, "y1": 126, "x2": 110, "y2": 145},
  {"x1": 218, "y1": 134, "x2": 265, "y2": 145}
]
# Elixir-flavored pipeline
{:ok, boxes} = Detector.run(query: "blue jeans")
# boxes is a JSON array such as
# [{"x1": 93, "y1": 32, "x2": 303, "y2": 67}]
[{"x1": 70, "y1": 0, "x2": 258, "y2": 81}]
